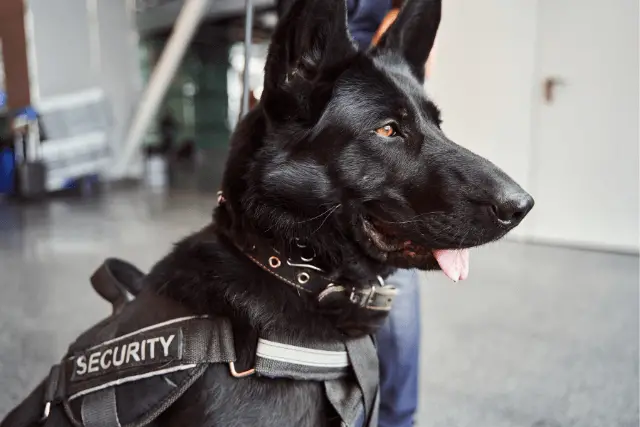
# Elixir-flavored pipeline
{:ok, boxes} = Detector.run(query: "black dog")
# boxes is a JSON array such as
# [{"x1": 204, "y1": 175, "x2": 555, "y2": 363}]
[{"x1": 2, "y1": 0, "x2": 533, "y2": 426}]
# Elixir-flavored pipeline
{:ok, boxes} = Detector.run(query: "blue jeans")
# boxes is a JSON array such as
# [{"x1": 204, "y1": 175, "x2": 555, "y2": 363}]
[{"x1": 376, "y1": 269, "x2": 421, "y2": 427}]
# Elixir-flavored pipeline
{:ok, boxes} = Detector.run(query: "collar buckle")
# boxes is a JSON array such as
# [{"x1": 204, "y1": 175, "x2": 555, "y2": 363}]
[
  {"x1": 349, "y1": 285, "x2": 376, "y2": 307},
  {"x1": 349, "y1": 276, "x2": 396, "y2": 309}
]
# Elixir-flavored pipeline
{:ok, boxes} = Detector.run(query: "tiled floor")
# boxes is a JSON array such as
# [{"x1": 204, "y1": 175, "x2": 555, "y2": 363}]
[{"x1": 0, "y1": 189, "x2": 637, "y2": 427}]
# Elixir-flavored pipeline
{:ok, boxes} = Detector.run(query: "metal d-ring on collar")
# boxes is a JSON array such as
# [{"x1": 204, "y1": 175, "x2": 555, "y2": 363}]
[{"x1": 295, "y1": 238, "x2": 316, "y2": 262}]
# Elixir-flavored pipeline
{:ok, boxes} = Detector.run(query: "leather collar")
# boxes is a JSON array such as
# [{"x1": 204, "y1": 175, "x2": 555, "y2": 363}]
[{"x1": 218, "y1": 192, "x2": 397, "y2": 311}]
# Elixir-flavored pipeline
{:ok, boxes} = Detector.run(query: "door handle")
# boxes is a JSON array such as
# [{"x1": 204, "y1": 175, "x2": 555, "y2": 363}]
[{"x1": 543, "y1": 76, "x2": 566, "y2": 103}]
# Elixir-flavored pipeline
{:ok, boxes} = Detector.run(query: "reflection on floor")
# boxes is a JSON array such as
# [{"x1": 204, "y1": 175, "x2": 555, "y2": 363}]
[{"x1": 0, "y1": 189, "x2": 637, "y2": 427}]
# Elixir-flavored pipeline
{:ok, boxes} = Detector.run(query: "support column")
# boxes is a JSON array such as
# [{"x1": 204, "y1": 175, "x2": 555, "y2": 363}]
[{"x1": 0, "y1": 0, "x2": 31, "y2": 110}]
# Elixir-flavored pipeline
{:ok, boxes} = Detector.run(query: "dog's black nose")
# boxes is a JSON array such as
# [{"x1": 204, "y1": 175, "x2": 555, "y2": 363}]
[{"x1": 490, "y1": 192, "x2": 534, "y2": 225}]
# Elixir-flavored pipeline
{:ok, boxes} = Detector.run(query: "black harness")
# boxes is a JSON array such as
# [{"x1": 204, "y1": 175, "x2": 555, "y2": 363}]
[{"x1": 28, "y1": 247, "x2": 397, "y2": 427}]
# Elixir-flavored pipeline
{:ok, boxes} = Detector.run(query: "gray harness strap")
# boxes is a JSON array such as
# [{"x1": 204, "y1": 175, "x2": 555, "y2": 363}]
[
  {"x1": 81, "y1": 389, "x2": 120, "y2": 427},
  {"x1": 345, "y1": 337, "x2": 380, "y2": 427},
  {"x1": 255, "y1": 337, "x2": 350, "y2": 381},
  {"x1": 325, "y1": 378, "x2": 364, "y2": 427},
  {"x1": 71, "y1": 325, "x2": 378, "y2": 427},
  {"x1": 255, "y1": 336, "x2": 378, "y2": 427},
  {"x1": 43, "y1": 316, "x2": 235, "y2": 427}
]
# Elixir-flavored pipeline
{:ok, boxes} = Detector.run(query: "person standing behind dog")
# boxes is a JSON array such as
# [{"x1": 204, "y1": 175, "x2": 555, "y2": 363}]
[{"x1": 275, "y1": 1, "x2": 422, "y2": 425}]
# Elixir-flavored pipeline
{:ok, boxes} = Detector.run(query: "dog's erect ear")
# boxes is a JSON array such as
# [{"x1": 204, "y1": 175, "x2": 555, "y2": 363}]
[
  {"x1": 263, "y1": 0, "x2": 356, "y2": 122},
  {"x1": 373, "y1": 0, "x2": 441, "y2": 82},
  {"x1": 266, "y1": 0, "x2": 355, "y2": 83}
]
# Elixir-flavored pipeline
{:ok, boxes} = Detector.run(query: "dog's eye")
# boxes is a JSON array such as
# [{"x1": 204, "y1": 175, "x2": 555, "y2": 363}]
[{"x1": 375, "y1": 124, "x2": 398, "y2": 138}]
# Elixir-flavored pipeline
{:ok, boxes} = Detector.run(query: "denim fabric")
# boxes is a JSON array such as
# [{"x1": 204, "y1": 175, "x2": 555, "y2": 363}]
[
  {"x1": 277, "y1": 0, "x2": 391, "y2": 50},
  {"x1": 346, "y1": 0, "x2": 393, "y2": 49},
  {"x1": 375, "y1": 269, "x2": 421, "y2": 427}
]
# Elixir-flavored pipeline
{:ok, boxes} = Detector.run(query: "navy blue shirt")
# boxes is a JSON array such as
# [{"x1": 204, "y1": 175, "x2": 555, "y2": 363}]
[
  {"x1": 276, "y1": 0, "x2": 391, "y2": 50},
  {"x1": 346, "y1": 0, "x2": 392, "y2": 49}
]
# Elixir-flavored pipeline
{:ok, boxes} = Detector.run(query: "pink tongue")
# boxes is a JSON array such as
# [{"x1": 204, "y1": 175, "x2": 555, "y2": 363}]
[{"x1": 432, "y1": 249, "x2": 470, "y2": 282}]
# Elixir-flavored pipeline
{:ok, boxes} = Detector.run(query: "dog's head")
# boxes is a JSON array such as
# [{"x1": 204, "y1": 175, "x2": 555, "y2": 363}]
[{"x1": 218, "y1": 0, "x2": 533, "y2": 284}]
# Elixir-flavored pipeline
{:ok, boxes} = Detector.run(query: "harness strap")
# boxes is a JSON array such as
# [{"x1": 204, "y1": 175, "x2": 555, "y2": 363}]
[
  {"x1": 44, "y1": 365, "x2": 64, "y2": 404},
  {"x1": 325, "y1": 378, "x2": 365, "y2": 427},
  {"x1": 90, "y1": 258, "x2": 145, "y2": 314},
  {"x1": 320, "y1": 335, "x2": 379, "y2": 427},
  {"x1": 255, "y1": 338, "x2": 350, "y2": 380},
  {"x1": 39, "y1": 256, "x2": 382, "y2": 427},
  {"x1": 63, "y1": 316, "x2": 236, "y2": 401},
  {"x1": 49, "y1": 314, "x2": 367, "y2": 421},
  {"x1": 345, "y1": 337, "x2": 379, "y2": 427},
  {"x1": 81, "y1": 389, "x2": 120, "y2": 427}
]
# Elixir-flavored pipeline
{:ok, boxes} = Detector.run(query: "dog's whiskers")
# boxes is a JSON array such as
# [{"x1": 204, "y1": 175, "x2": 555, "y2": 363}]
[
  {"x1": 375, "y1": 211, "x2": 445, "y2": 226},
  {"x1": 457, "y1": 228, "x2": 471, "y2": 249},
  {"x1": 311, "y1": 204, "x2": 341, "y2": 234},
  {"x1": 295, "y1": 204, "x2": 342, "y2": 225}
]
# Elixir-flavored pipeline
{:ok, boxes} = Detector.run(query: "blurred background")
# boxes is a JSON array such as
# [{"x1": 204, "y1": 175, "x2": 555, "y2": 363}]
[{"x1": 0, "y1": 0, "x2": 638, "y2": 426}]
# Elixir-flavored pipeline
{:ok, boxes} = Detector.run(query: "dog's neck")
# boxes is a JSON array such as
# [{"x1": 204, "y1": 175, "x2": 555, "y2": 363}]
[
  {"x1": 215, "y1": 193, "x2": 391, "y2": 288},
  {"x1": 215, "y1": 209, "x2": 395, "y2": 290},
  {"x1": 148, "y1": 224, "x2": 391, "y2": 338}
]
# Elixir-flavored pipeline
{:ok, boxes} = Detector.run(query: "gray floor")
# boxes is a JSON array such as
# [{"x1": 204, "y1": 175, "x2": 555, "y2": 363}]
[{"x1": 0, "y1": 189, "x2": 637, "y2": 427}]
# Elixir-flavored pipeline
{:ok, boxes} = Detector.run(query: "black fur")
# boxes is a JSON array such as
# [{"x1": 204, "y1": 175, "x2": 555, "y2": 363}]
[{"x1": 2, "y1": 0, "x2": 533, "y2": 426}]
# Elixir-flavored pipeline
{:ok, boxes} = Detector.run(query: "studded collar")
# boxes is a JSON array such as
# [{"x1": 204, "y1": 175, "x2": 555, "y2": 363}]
[{"x1": 217, "y1": 191, "x2": 398, "y2": 311}]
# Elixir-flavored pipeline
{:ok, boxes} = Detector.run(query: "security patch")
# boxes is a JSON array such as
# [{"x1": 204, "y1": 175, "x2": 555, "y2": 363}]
[{"x1": 71, "y1": 327, "x2": 183, "y2": 382}]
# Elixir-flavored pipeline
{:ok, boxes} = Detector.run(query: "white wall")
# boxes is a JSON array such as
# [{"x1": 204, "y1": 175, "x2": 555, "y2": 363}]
[
  {"x1": 429, "y1": 0, "x2": 538, "y2": 189},
  {"x1": 527, "y1": 0, "x2": 639, "y2": 252},
  {"x1": 429, "y1": 0, "x2": 639, "y2": 252}
]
